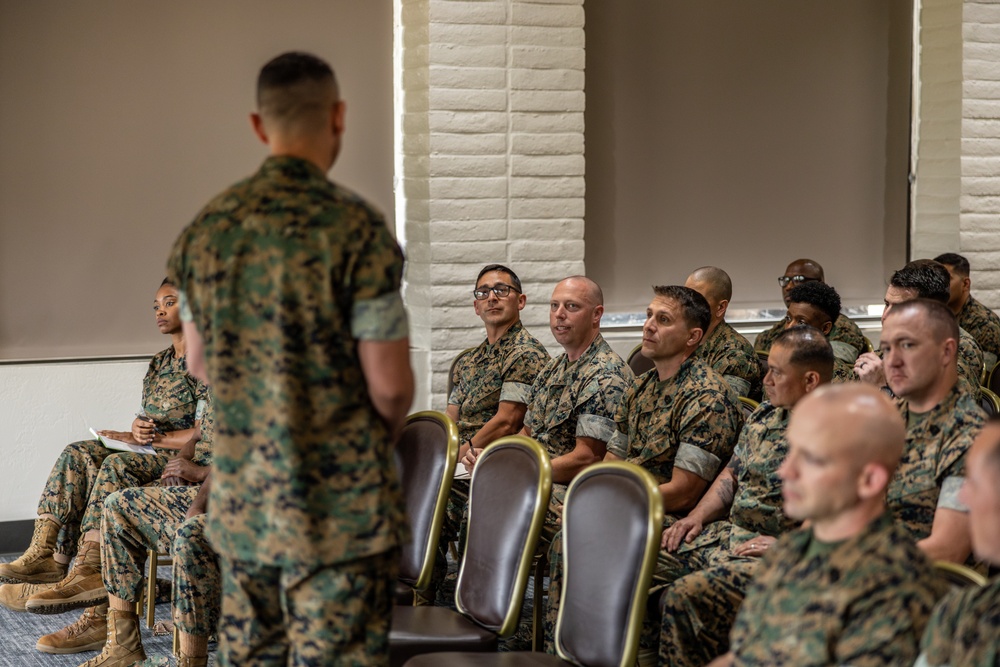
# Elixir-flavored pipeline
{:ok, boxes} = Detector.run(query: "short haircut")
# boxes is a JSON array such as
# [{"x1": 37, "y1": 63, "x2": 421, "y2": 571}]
[
  {"x1": 786, "y1": 258, "x2": 825, "y2": 282},
  {"x1": 477, "y1": 264, "x2": 522, "y2": 293},
  {"x1": 786, "y1": 281, "x2": 841, "y2": 323},
  {"x1": 652, "y1": 285, "x2": 711, "y2": 333},
  {"x1": 689, "y1": 266, "x2": 733, "y2": 302},
  {"x1": 257, "y1": 52, "x2": 339, "y2": 129},
  {"x1": 933, "y1": 252, "x2": 971, "y2": 278},
  {"x1": 772, "y1": 325, "x2": 835, "y2": 383},
  {"x1": 562, "y1": 275, "x2": 604, "y2": 306},
  {"x1": 884, "y1": 298, "x2": 959, "y2": 344},
  {"x1": 889, "y1": 260, "x2": 951, "y2": 304}
]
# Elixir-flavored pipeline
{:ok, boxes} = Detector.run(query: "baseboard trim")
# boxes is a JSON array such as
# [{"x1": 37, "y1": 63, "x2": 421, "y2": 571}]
[{"x1": 0, "y1": 519, "x2": 34, "y2": 553}]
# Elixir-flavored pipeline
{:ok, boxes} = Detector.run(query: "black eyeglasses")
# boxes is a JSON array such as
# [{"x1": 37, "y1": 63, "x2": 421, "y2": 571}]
[
  {"x1": 473, "y1": 284, "x2": 520, "y2": 300},
  {"x1": 777, "y1": 275, "x2": 820, "y2": 288}
]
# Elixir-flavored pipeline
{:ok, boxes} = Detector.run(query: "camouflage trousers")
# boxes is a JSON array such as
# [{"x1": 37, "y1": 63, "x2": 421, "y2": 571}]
[
  {"x1": 658, "y1": 558, "x2": 761, "y2": 667},
  {"x1": 101, "y1": 485, "x2": 199, "y2": 602},
  {"x1": 172, "y1": 514, "x2": 220, "y2": 636},
  {"x1": 37, "y1": 439, "x2": 170, "y2": 555},
  {"x1": 216, "y1": 549, "x2": 400, "y2": 667}
]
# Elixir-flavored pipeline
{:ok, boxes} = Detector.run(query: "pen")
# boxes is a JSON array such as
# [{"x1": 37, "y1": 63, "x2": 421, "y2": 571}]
[{"x1": 135, "y1": 411, "x2": 166, "y2": 435}]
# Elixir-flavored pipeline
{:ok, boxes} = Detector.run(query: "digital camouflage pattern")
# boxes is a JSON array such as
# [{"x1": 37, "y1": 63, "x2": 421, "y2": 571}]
[
  {"x1": 524, "y1": 333, "x2": 631, "y2": 530},
  {"x1": 168, "y1": 155, "x2": 409, "y2": 567},
  {"x1": 607, "y1": 359, "x2": 742, "y2": 490},
  {"x1": 216, "y1": 549, "x2": 397, "y2": 667},
  {"x1": 101, "y1": 486, "x2": 201, "y2": 601},
  {"x1": 727, "y1": 513, "x2": 945, "y2": 666},
  {"x1": 447, "y1": 320, "x2": 550, "y2": 443},
  {"x1": 523, "y1": 333, "x2": 631, "y2": 461},
  {"x1": 891, "y1": 385, "x2": 983, "y2": 542},
  {"x1": 690, "y1": 321, "x2": 760, "y2": 398},
  {"x1": 755, "y1": 313, "x2": 866, "y2": 363},
  {"x1": 658, "y1": 558, "x2": 761, "y2": 667},
  {"x1": 959, "y1": 295, "x2": 1000, "y2": 372},
  {"x1": 832, "y1": 356, "x2": 859, "y2": 384},
  {"x1": 917, "y1": 575, "x2": 1000, "y2": 667},
  {"x1": 958, "y1": 328, "x2": 985, "y2": 387},
  {"x1": 433, "y1": 323, "x2": 548, "y2": 599},
  {"x1": 544, "y1": 359, "x2": 742, "y2": 651},
  {"x1": 37, "y1": 346, "x2": 202, "y2": 555},
  {"x1": 172, "y1": 514, "x2": 220, "y2": 637}
]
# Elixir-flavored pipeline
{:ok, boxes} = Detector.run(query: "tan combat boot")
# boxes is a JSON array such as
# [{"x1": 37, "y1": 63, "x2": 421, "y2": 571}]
[
  {"x1": 0, "y1": 517, "x2": 66, "y2": 584},
  {"x1": 77, "y1": 608, "x2": 147, "y2": 667},
  {"x1": 0, "y1": 580, "x2": 59, "y2": 611},
  {"x1": 25, "y1": 540, "x2": 107, "y2": 614},
  {"x1": 36, "y1": 603, "x2": 109, "y2": 654}
]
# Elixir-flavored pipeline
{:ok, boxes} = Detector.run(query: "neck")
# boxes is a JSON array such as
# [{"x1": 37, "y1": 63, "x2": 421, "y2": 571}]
[
  {"x1": 904, "y1": 373, "x2": 957, "y2": 413},
  {"x1": 812, "y1": 503, "x2": 884, "y2": 543},
  {"x1": 654, "y1": 351, "x2": 692, "y2": 382},
  {"x1": 171, "y1": 333, "x2": 186, "y2": 359},
  {"x1": 269, "y1": 143, "x2": 332, "y2": 174},
  {"x1": 564, "y1": 329, "x2": 600, "y2": 362},
  {"x1": 952, "y1": 294, "x2": 969, "y2": 316},
  {"x1": 705, "y1": 318, "x2": 723, "y2": 338},
  {"x1": 486, "y1": 319, "x2": 517, "y2": 345}
]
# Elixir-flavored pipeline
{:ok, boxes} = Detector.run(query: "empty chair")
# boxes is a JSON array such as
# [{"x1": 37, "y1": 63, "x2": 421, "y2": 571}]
[
  {"x1": 395, "y1": 411, "x2": 460, "y2": 603},
  {"x1": 626, "y1": 343, "x2": 654, "y2": 377},
  {"x1": 389, "y1": 436, "x2": 552, "y2": 666},
  {"x1": 980, "y1": 387, "x2": 1000, "y2": 418},
  {"x1": 404, "y1": 461, "x2": 663, "y2": 667}
]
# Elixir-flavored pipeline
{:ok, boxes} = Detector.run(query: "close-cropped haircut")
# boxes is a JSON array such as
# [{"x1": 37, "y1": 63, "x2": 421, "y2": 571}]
[
  {"x1": 885, "y1": 298, "x2": 960, "y2": 345},
  {"x1": 889, "y1": 260, "x2": 951, "y2": 304},
  {"x1": 933, "y1": 252, "x2": 971, "y2": 278},
  {"x1": 652, "y1": 285, "x2": 711, "y2": 333},
  {"x1": 689, "y1": 266, "x2": 733, "y2": 302},
  {"x1": 772, "y1": 325, "x2": 835, "y2": 383},
  {"x1": 786, "y1": 281, "x2": 841, "y2": 324},
  {"x1": 256, "y1": 51, "x2": 338, "y2": 127},
  {"x1": 476, "y1": 264, "x2": 522, "y2": 293}
]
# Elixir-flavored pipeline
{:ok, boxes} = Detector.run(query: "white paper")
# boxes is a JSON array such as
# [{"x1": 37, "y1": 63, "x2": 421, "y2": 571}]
[{"x1": 90, "y1": 428, "x2": 156, "y2": 455}]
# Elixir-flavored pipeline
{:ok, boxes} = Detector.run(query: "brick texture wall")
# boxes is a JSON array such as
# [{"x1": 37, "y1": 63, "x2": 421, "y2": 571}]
[{"x1": 399, "y1": 0, "x2": 586, "y2": 410}]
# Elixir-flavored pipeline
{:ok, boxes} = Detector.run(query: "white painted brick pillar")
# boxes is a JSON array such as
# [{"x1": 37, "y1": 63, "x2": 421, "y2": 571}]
[{"x1": 396, "y1": 0, "x2": 586, "y2": 410}]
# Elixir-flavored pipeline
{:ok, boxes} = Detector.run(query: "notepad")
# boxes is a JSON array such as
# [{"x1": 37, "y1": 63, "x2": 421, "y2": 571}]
[
  {"x1": 90, "y1": 428, "x2": 156, "y2": 455},
  {"x1": 454, "y1": 462, "x2": 472, "y2": 480}
]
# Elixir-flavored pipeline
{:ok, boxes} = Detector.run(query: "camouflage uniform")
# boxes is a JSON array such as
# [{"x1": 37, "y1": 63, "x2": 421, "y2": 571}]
[
  {"x1": 172, "y1": 514, "x2": 220, "y2": 637},
  {"x1": 523, "y1": 332, "x2": 632, "y2": 526},
  {"x1": 168, "y1": 155, "x2": 408, "y2": 665},
  {"x1": 958, "y1": 328, "x2": 986, "y2": 387},
  {"x1": 832, "y1": 356, "x2": 859, "y2": 383},
  {"x1": 546, "y1": 359, "x2": 742, "y2": 652},
  {"x1": 37, "y1": 346, "x2": 202, "y2": 556},
  {"x1": 434, "y1": 321, "x2": 549, "y2": 597},
  {"x1": 891, "y1": 385, "x2": 984, "y2": 542},
  {"x1": 691, "y1": 321, "x2": 760, "y2": 398},
  {"x1": 654, "y1": 403, "x2": 797, "y2": 665},
  {"x1": 725, "y1": 514, "x2": 944, "y2": 666},
  {"x1": 916, "y1": 575, "x2": 1000, "y2": 667},
  {"x1": 755, "y1": 313, "x2": 867, "y2": 363},
  {"x1": 958, "y1": 295, "x2": 1000, "y2": 372}
]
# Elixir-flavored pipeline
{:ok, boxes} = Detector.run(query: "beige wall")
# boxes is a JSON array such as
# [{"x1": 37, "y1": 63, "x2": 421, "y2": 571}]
[
  {"x1": 0, "y1": 1, "x2": 393, "y2": 360},
  {"x1": 584, "y1": 0, "x2": 912, "y2": 313}
]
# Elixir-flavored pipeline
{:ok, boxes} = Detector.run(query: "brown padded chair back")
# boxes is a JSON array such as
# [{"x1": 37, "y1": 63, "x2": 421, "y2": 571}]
[
  {"x1": 394, "y1": 411, "x2": 459, "y2": 590},
  {"x1": 738, "y1": 396, "x2": 759, "y2": 418},
  {"x1": 556, "y1": 462, "x2": 663, "y2": 667},
  {"x1": 454, "y1": 436, "x2": 551, "y2": 637},
  {"x1": 626, "y1": 343, "x2": 654, "y2": 377}
]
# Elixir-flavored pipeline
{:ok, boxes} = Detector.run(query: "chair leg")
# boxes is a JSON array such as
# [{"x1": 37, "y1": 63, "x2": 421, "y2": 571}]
[
  {"x1": 146, "y1": 549, "x2": 157, "y2": 628},
  {"x1": 531, "y1": 551, "x2": 547, "y2": 652}
]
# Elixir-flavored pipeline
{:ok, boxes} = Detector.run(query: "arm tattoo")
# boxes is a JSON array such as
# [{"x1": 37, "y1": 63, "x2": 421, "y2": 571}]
[{"x1": 714, "y1": 477, "x2": 736, "y2": 507}]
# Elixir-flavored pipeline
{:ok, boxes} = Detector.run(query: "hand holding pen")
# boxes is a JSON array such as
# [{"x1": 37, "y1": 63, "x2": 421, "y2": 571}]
[{"x1": 132, "y1": 411, "x2": 164, "y2": 445}]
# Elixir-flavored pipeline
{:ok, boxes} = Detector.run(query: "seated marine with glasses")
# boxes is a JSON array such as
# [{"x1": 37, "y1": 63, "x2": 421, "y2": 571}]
[
  {"x1": 753, "y1": 258, "x2": 867, "y2": 363},
  {"x1": 429, "y1": 264, "x2": 550, "y2": 604}
]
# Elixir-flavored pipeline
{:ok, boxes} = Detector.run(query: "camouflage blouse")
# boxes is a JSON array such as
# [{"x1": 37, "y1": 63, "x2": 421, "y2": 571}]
[
  {"x1": 691, "y1": 321, "x2": 760, "y2": 398},
  {"x1": 917, "y1": 575, "x2": 1000, "y2": 667}
]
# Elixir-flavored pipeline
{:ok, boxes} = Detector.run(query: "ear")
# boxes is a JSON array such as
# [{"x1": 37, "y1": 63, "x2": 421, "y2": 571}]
[
  {"x1": 689, "y1": 327, "x2": 705, "y2": 347},
  {"x1": 801, "y1": 369, "x2": 821, "y2": 393},
  {"x1": 821, "y1": 320, "x2": 833, "y2": 336},
  {"x1": 716, "y1": 298, "x2": 729, "y2": 318},
  {"x1": 250, "y1": 113, "x2": 269, "y2": 145},
  {"x1": 941, "y1": 337, "x2": 958, "y2": 366},
  {"x1": 857, "y1": 462, "x2": 890, "y2": 500},
  {"x1": 516, "y1": 293, "x2": 527, "y2": 311},
  {"x1": 962, "y1": 277, "x2": 971, "y2": 293},
  {"x1": 332, "y1": 100, "x2": 346, "y2": 137},
  {"x1": 592, "y1": 304, "x2": 604, "y2": 325}
]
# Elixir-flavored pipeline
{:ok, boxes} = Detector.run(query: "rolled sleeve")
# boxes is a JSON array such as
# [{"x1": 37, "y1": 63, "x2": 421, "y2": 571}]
[
  {"x1": 576, "y1": 413, "x2": 617, "y2": 443},
  {"x1": 499, "y1": 381, "x2": 532, "y2": 405},
  {"x1": 937, "y1": 476, "x2": 968, "y2": 512},
  {"x1": 351, "y1": 292, "x2": 408, "y2": 341},
  {"x1": 606, "y1": 429, "x2": 628, "y2": 458},
  {"x1": 675, "y1": 442, "x2": 722, "y2": 481}
]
